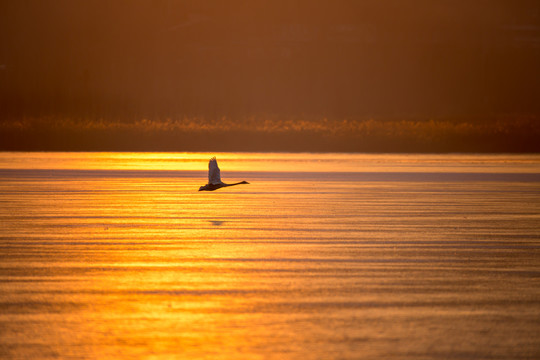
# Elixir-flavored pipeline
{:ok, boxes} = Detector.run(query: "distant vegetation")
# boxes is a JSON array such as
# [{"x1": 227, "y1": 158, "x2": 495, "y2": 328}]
[{"x1": 1, "y1": 115, "x2": 538, "y2": 152}]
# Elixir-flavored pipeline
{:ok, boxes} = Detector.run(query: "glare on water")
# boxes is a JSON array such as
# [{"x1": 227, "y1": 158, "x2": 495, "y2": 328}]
[{"x1": 0, "y1": 153, "x2": 539, "y2": 359}]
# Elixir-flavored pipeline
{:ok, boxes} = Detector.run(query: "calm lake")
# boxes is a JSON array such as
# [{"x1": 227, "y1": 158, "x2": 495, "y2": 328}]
[{"x1": 1, "y1": 152, "x2": 539, "y2": 359}]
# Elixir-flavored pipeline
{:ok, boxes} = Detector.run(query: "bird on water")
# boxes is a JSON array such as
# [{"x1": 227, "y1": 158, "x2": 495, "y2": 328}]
[{"x1": 198, "y1": 157, "x2": 249, "y2": 191}]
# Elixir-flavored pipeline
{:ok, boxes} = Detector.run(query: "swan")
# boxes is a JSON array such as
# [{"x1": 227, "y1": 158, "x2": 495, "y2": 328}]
[{"x1": 198, "y1": 157, "x2": 249, "y2": 191}]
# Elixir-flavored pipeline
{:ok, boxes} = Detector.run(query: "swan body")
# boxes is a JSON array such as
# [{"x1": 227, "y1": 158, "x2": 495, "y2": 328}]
[{"x1": 199, "y1": 157, "x2": 249, "y2": 191}]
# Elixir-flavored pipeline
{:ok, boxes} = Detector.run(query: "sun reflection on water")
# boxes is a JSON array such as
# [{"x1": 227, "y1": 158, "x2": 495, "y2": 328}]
[
  {"x1": 0, "y1": 153, "x2": 539, "y2": 359},
  {"x1": 1, "y1": 152, "x2": 540, "y2": 173}
]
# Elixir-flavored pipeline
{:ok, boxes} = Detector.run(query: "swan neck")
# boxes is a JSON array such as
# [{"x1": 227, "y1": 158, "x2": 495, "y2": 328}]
[{"x1": 228, "y1": 181, "x2": 248, "y2": 186}]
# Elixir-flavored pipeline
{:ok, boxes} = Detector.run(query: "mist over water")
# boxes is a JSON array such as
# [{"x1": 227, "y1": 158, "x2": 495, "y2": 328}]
[{"x1": 1, "y1": 153, "x2": 539, "y2": 359}]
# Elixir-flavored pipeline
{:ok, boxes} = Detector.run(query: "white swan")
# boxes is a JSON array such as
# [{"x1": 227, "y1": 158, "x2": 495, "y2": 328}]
[{"x1": 198, "y1": 157, "x2": 249, "y2": 191}]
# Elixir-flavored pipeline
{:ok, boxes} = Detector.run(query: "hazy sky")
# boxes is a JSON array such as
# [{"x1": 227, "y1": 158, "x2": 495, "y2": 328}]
[
  {"x1": 1, "y1": 0, "x2": 539, "y2": 118},
  {"x1": 0, "y1": 1, "x2": 539, "y2": 151}
]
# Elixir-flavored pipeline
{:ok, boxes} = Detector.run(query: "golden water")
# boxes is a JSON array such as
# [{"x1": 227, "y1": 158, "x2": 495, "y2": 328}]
[{"x1": 1, "y1": 153, "x2": 539, "y2": 359}]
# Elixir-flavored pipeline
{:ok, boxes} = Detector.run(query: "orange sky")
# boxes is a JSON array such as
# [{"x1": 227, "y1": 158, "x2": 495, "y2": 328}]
[{"x1": 0, "y1": 1, "x2": 539, "y2": 151}]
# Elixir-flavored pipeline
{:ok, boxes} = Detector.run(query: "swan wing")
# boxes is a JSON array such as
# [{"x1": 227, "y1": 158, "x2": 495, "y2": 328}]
[{"x1": 208, "y1": 157, "x2": 222, "y2": 184}]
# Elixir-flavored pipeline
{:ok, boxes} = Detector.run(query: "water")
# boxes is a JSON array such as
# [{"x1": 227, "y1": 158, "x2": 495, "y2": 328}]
[{"x1": 1, "y1": 153, "x2": 539, "y2": 359}]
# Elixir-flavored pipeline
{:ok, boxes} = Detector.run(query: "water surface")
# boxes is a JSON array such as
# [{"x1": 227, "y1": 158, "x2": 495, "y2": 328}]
[{"x1": 1, "y1": 153, "x2": 539, "y2": 359}]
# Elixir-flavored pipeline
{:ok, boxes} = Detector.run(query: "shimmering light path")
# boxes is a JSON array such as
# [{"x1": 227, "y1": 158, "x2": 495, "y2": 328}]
[{"x1": 1, "y1": 153, "x2": 539, "y2": 359}]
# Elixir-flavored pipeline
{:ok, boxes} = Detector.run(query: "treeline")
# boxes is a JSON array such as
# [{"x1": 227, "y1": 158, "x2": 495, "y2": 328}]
[{"x1": 1, "y1": 116, "x2": 538, "y2": 152}]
